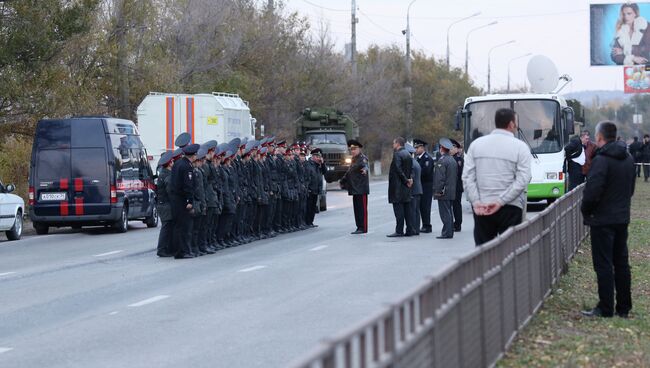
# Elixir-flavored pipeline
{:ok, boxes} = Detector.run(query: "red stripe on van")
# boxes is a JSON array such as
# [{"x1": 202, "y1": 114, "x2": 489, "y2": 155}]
[
  {"x1": 60, "y1": 201, "x2": 69, "y2": 216},
  {"x1": 75, "y1": 197, "x2": 84, "y2": 216},
  {"x1": 74, "y1": 178, "x2": 83, "y2": 192},
  {"x1": 60, "y1": 178, "x2": 69, "y2": 190},
  {"x1": 186, "y1": 97, "x2": 195, "y2": 144}
]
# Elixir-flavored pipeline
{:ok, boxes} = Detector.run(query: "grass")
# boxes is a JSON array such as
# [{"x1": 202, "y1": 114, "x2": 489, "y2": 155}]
[{"x1": 498, "y1": 177, "x2": 650, "y2": 368}]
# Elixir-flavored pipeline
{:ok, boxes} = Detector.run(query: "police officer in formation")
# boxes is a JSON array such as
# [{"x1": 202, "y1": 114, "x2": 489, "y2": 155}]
[
  {"x1": 433, "y1": 138, "x2": 458, "y2": 239},
  {"x1": 159, "y1": 133, "x2": 326, "y2": 259}
]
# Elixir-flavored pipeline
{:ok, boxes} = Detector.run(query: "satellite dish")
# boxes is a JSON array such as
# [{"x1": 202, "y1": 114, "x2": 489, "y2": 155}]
[{"x1": 527, "y1": 55, "x2": 559, "y2": 93}]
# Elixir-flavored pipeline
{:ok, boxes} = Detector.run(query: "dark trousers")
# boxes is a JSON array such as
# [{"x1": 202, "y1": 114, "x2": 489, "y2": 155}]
[
  {"x1": 206, "y1": 207, "x2": 217, "y2": 246},
  {"x1": 568, "y1": 165, "x2": 585, "y2": 191},
  {"x1": 634, "y1": 161, "x2": 641, "y2": 177},
  {"x1": 437, "y1": 199, "x2": 454, "y2": 237},
  {"x1": 274, "y1": 197, "x2": 283, "y2": 230},
  {"x1": 192, "y1": 214, "x2": 207, "y2": 253},
  {"x1": 644, "y1": 163, "x2": 650, "y2": 180},
  {"x1": 171, "y1": 197, "x2": 193, "y2": 256},
  {"x1": 473, "y1": 205, "x2": 522, "y2": 246},
  {"x1": 411, "y1": 194, "x2": 421, "y2": 235},
  {"x1": 452, "y1": 197, "x2": 462, "y2": 230},
  {"x1": 392, "y1": 201, "x2": 412, "y2": 235},
  {"x1": 352, "y1": 194, "x2": 368, "y2": 232},
  {"x1": 267, "y1": 195, "x2": 276, "y2": 232},
  {"x1": 217, "y1": 212, "x2": 234, "y2": 242},
  {"x1": 590, "y1": 225, "x2": 632, "y2": 316},
  {"x1": 420, "y1": 184, "x2": 433, "y2": 230},
  {"x1": 157, "y1": 220, "x2": 174, "y2": 256},
  {"x1": 306, "y1": 194, "x2": 318, "y2": 225}
]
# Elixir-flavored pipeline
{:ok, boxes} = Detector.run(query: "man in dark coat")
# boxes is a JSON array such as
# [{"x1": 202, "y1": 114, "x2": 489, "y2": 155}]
[
  {"x1": 581, "y1": 121, "x2": 635, "y2": 319},
  {"x1": 156, "y1": 151, "x2": 175, "y2": 257},
  {"x1": 304, "y1": 148, "x2": 327, "y2": 227},
  {"x1": 450, "y1": 139, "x2": 464, "y2": 232},
  {"x1": 433, "y1": 138, "x2": 458, "y2": 239},
  {"x1": 642, "y1": 134, "x2": 650, "y2": 181},
  {"x1": 387, "y1": 137, "x2": 414, "y2": 237},
  {"x1": 340, "y1": 139, "x2": 370, "y2": 234},
  {"x1": 171, "y1": 143, "x2": 198, "y2": 259},
  {"x1": 564, "y1": 135, "x2": 585, "y2": 190},
  {"x1": 407, "y1": 143, "x2": 422, "y2": 236},
  {"x1": 414, "y1": 139, "x2": 434, "y2": 233},
  {"x1": 628, "y1": 136, "x2": 643, "y2": 178}
]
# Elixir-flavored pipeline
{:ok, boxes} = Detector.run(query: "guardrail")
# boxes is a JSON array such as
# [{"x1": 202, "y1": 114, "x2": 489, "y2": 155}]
[{"x1": 290, "y1": 184, "x2": 587, "y2": 368}]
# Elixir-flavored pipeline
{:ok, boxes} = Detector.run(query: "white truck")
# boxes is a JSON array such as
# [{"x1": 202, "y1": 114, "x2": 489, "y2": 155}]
[{"x1": 136, "y1": 92, "x2": 256, "y2": 169}]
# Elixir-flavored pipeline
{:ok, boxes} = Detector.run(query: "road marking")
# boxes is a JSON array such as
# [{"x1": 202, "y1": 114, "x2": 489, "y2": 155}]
[
  {"x1": 237, "y1": 265, "x2": 267, "y2": 273},
  {"x1": 310, "y1": 245, "x2": 328, "y2": 251},
  {"x1": 0, "y1": 272, "x2": 16, "y2": 277},
  {"x1": 128, "y1": 295, "x2": 170, "y2": 307},
  {"x1": 0, "y1": 347, "x2": 13, "y2": 354},
  {"x1": 108, "y1": 311, "x2": 119, "y2": 315},
  {"x1": 93, "y1": 250, "x2": 124, "y2": 257}
]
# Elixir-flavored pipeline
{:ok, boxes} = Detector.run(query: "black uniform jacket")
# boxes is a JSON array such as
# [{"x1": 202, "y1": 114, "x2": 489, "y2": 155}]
[
  {"x1": 433, "y1": 153, "x2": 457, "y2": 201},
  {"x1": 156, "y1": 168, "x2": 173, "y2": 222},
  {"x1": 340, "y1": 153, "x2": 369, "y2": 195},
  {"x1": 581, "y1": 142, "x2": 635, "y2": 226},
  {"x1": 417, "y1": 152, "x2": 435, "y2": 183},
  {"x1": 305, "y1": 159, "x2": 326, "y2": 195},
  {"x1": 171, "y1": 156, "x2": 194, "y2": 206},
  {"x1": 388, "y1": 147, "x2": 413, "y2": 203}
]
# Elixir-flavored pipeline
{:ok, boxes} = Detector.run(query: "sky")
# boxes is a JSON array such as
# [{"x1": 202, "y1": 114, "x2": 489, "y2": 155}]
[{"x1": 283, "y1": 0, "x2": 638, "y2": 93}]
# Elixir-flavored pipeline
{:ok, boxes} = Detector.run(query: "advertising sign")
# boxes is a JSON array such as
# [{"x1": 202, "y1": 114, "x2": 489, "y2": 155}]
[
  {"x1": 591, "y1": 3, "x2": 650, "y2": 66},
  {"x1": 624, "y1": 66, "x2": 650, "y2": 93}
]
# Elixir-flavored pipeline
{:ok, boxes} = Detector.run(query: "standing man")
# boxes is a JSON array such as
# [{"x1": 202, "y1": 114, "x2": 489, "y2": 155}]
[
  {"x1": 407, "y1": 143, "x2": 422, "y2": 236},
  {"x1": 414, "y1": 139, "x2": 435, "y2": 233},
  {"x1": 450, "y1": 139, "x2": 464, "y2": 232},
  {"x1": 171, "y1": 143, "x2": 199, "y2": 258},
  {"x1": 340, "y1": 139, "x2": 370, "y2": 234},
  {"x1": 387, "y1": 137, "x2": 414, "y2": 237},
  {"x1": 433, "y1": 138, "x2": 457, "y2": 239},
  {"x1": 304, "y1": 148, "x2": 326, "y2": 227},
  {"x1": 581, "y1": 121, "x2": 635, "y2": 318},
  {"x1": 581, "y1": 129, "x2": 598, "y2": 176},
  {"x1": 156, "y1": 151, "x2": 174, "y2": 257},
  {"x1": 628, "y1": 136, "x2": 642, "y2": 178},
  {"x1": 462, "y1": 108, "x2": 532, "y2": 246},
  {"x1": 642, "y1": 134, "x2": 650, "y2": 182},
  {"x1": 564, "y1": 135, "x2": 585, "y2": 190}
]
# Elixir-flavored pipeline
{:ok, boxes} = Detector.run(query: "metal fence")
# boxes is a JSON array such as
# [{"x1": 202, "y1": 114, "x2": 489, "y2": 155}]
[{"x1": 290, "y1": 185, "x2": 588, "y2": 368}]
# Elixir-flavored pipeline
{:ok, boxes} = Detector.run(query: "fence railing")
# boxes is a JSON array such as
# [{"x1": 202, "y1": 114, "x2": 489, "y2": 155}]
[{"x1": 290, "y1": 184, "x2": 588, "y2": 368}]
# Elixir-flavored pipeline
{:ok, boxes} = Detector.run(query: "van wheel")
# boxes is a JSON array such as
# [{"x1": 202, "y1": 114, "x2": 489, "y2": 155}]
[
  {"x1": 6, "y1": 211, "x2": 23, "y2": 241},
  {"x1": 145, "y1": 205, "x2": 158, "y2": 228},
  {"x1": 33, "y1": 221, "x2": 49, "y2": 235},
  {"x1": 114, "y1": 206, "x2": 128, "y2": 233}
]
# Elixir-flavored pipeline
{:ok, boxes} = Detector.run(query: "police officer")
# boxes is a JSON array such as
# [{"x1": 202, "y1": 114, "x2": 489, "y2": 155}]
[
  {"x1": 156, "y1": 151, "x2": 175, "y2": 257},
  {"x1": 274, "y1": 140, "x2": 288, "y2": 232},
  {"x1": 191, "y1": 147, "x2": 209, "y2": 256},
  {"x1": 202, "y1": 140, "x2": 221, "y2": 252},
  {"x1": 305, "y1": 148, "x2": 326, "y2": 227},
  {"x1": 406, "y1": 143, "x2": 422, "y2": 236},
  {"x1": 218, "y1": 146, "x2": 238, "y2": 247},
  {"x1": 340, "y1": 139, "x2": 369, "y2": 234},
  {"x1": 450, "y1": 139, "x2": 464, "y2": 232},
  {"x1": 433, "y1": 138, "x2": 458, "y2": 239},
  {"x1": 414, "y1": 139, "x2": 435, "y2": 233},
  {"x1": 171, "y1": 141, "x2": 199, "y2": 258}
]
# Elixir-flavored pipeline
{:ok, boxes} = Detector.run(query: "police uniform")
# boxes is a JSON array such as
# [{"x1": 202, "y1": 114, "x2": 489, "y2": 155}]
[
  {"x1": 340, "y1": 140, "x2": 370, "y2": 234},
  {"x1": 414, "y1": 139, "x2": 435, "y2": 233},
  {"x1": 171, "y1": 143, "x2": 198, "y2": 258},
  {"x1": 305, "y1": 148, "x2": 326, "y2": 226},
  {"x1": 191, "y1": 148, "x2": 208, "y2": 256},
  {"x1": 433, "y1": 138, "x2": 458, "y2": 239},
  {"x1": 202, "y1": 140, "x2": 220, "y2": 251},
  {"x1": 156, "y1": 151, "x2": 174, "y2": 257},
  {"x1": 450, "y1": 139, "x2": 464, "y2": 232}
]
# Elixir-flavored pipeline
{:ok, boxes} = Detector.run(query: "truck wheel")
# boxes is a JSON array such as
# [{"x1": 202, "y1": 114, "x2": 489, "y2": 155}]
[
  {"x1": 33, "y1": 221, "x2": 49, "y2": 235},
  {"x1": 319, "y1": 194, "x2": 327, "y2": 211},
  {"x1": 114, "y1": 206, "x2": 129, "y2": 233},
  {"x1": 145, "y1": 205, "x2": 158, "y2": 228},
  {"x1": 6, "y1": 211, "x2": 23, "y2": 241}
]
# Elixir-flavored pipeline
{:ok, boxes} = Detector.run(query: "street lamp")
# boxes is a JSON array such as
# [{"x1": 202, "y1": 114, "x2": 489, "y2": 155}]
[
  {"x1": 487, "y1": 40, "x2": 516, "y2": 94},
  {"x1": 405, "y1": 0, "x2": 418, "y2": 140},
  {"x1": 446, "y1": 11, "x2": 481, "y2": 68},
  {"x1": 465, "y1": 21, "x2": 497, "y2": 77},
  {"x1": 507, "y1": 53, "x2": 532, "y2": 93}
]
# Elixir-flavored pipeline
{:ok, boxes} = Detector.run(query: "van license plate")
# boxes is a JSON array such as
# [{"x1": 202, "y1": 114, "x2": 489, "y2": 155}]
[{"x1": 40, "y1": 192, "x2": 67, "y2": 201}]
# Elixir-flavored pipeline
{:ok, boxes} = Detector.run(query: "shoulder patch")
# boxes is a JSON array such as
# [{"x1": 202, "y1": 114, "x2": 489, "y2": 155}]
[{"x1": 188, "y1": 172, "x2": 193, "y2": 180}]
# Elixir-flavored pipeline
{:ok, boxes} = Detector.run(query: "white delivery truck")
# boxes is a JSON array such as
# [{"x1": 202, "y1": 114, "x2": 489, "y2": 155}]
[{"x1": 136, "y1": 92, "x2": 256, "y2": 169}]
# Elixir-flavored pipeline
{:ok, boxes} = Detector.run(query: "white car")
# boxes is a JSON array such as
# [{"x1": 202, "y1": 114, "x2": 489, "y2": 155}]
[{"x1": 0, "y1": 181, "x2": 24, "y2": 241}]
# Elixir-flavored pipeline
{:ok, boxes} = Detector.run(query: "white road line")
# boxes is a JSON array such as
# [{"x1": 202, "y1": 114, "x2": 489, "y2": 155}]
[
  {"x1": 237, "y1": 265, "x2": 267, "y2": 273},
  {"x1": 93, "y1": 250, "x2": 124, "y2": 257},
  {"x1": 128, "y1": 295, "x2": 170, "y2": 307},
  {"x1": 0, "y1": 272, "x2": 16, "y2": 277},
  {"x1": 0, "y1": 347, "x2": 14, "y2": 354},
  {"x1": 108, "y1": 311, "x2": 119, "y2": 315},
  {"x1": 310, "y1": 245, "x2": 328, "y2": 251}
]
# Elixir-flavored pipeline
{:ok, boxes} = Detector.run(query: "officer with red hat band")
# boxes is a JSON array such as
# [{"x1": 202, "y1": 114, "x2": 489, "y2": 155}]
[{"x1": 340, "y1": 139, "x2": 370, "y2": 234}]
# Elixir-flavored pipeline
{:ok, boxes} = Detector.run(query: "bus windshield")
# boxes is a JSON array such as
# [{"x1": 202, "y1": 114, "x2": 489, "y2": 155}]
[{"x1": 466, "y1": 99, "x2": 561, "y2": 154}]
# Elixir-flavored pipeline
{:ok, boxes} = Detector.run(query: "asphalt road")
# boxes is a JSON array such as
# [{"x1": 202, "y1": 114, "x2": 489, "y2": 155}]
[{"x1": 0, "y1": 181, "x2": 540, "y2": 368}]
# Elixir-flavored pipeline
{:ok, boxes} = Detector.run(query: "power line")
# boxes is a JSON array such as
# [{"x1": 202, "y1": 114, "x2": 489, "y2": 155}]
[
  {"x1": 357, "y1": 9, "x2": 587, "y2": 21},
  {"x1": 357, "y1": 8, "x2": 402, "y2": 39},
  {"x1": 300, "y1": 0, "x2": 348, "y2": 13}
]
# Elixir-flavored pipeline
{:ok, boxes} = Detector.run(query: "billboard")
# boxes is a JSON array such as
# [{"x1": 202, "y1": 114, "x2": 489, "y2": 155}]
[
  {"x1": 591, "y1": 3, "x2": 650, "y2": 66},
  {"x1": 624, "y1": 65, "x2": 650, "y2": 93}
]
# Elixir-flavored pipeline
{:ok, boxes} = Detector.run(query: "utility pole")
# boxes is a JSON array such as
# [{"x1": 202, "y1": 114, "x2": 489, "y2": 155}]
[
  {"x1": 268, "y1": 0, "x2": 274, "y2": 10},
  {"x1": 405, "y1": 0, "x2": 417, "y2": 140},
  {"x1": 351, "y1": 0, "x2": 357, "y2": 76}
]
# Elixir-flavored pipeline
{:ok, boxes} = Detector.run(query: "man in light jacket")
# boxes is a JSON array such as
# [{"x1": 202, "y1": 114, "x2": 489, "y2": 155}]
[{"x1": 462, "y1": 108, "x2": 532, "y2": 246}]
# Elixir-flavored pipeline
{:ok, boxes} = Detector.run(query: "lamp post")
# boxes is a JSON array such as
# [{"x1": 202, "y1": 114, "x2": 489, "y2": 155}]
[
  {"x1": 405, "y1": 0, "x2": 418, "y2": 140},
  {"x1": 507, "y1": 52, "x2": 532, "y2": 93},
  {"x1": 487, "y1": 40, "x2": 515, "y2": 94},
  {"x1": 465, "y1": 21, "x2": 497, "y2": 77},
  {"x1": 446, "y1": 11, "x2": 481, "y2": 69}
]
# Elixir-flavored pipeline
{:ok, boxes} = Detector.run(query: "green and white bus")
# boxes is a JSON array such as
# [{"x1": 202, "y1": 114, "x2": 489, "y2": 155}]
[{"x1": 456, "y1": 93, "x2": 575, "y2": 203}]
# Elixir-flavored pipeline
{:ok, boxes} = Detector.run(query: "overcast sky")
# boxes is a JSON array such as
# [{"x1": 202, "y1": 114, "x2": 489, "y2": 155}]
[{"x1": 284, "y1": 0, "x2": 635, "y2": 93}]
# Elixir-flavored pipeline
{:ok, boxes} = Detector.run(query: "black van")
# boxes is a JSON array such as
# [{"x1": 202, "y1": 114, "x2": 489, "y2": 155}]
[{"x1": 28, "y1": 117, "x2": 158, "y2": 234}]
